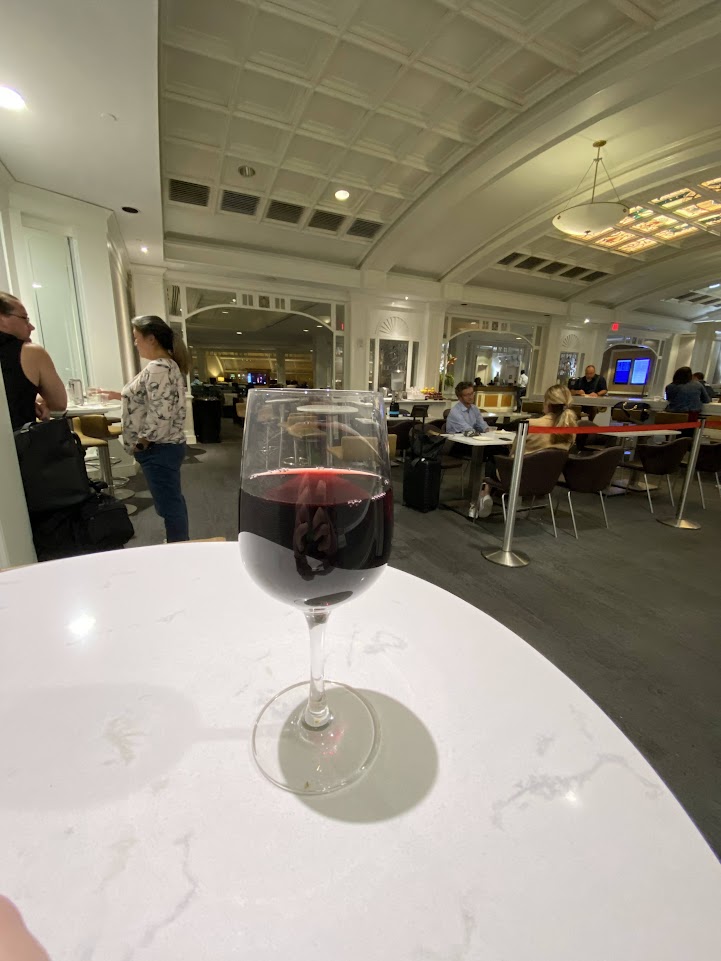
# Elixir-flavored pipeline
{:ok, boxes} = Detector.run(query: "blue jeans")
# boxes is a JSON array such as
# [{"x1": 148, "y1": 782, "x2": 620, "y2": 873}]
[{"x1": 135, "y1": 443, "x2": 189, "y2": 542}]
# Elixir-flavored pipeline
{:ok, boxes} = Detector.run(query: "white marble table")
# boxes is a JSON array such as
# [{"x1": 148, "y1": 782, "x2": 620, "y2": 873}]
[
  {"x1": 65, "y1": 402, "x2": 122, "y2": 416},
  {"x1": 0, "y1": 544, "x2": 720, "y2": 960}
]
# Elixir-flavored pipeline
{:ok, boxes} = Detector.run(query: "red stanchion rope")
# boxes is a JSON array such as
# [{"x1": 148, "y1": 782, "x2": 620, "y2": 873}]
[{"x1": 527, "y1": 421, "x2": 702, "y2": 434}]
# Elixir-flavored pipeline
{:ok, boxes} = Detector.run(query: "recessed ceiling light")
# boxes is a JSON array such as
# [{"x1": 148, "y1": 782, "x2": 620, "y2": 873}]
[
  {"x1": 0, "y1": 87, "x2": 26, "y2": 111},
  {"x1": 238, "y1": 165, "x2": 256, "y2": 177},
  {"x1": 32, "y1": 282, "x2": 42, "y2": 289},
  {"x1": 236, "y1": 331, "x2": 243, "y2": 335},
  {"x1": 709, "y1": 283, "x2": 720, "y2": 289},
  {"x1": 303, "y1": 328, "x2": 309, "y2": 332},
  {"x1": 121, "y1": 206, "x2": 139, "y2": 214},
  {"x1": 232, "y1": 298, "x2": 236, "y2": 303},
  {"x1": 140, "y1": 245, "x2": 148, "y2": 254},
  {"x1": 584, "y1": 318, "x2": 590, "y2": 323},
  {"x1": 404, "y1": 296, "x2": 409, "y2": 300},
  {"x1": 222, "y1": 310, "x2": 229, "y2": 314},
  {"x1": 316, "y1": 325, "x2": 323, "y2": 328},
  {"x1": 334, "y1": 189, "x2": 350, "y2": 201},
  {"x1": 515, "y1": 337, "x2": 522, "y2": 340}
]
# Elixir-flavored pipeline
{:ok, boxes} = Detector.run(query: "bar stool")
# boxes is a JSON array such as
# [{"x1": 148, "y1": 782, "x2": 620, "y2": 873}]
[{"x1": 72, "y1": 415, "x2": 137, "y2": 515}]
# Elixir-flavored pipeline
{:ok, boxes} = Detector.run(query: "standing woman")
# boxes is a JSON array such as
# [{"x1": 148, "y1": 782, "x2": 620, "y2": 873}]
[{"x1": 107, "y1": 316, "x2": 190, "y2": 542}]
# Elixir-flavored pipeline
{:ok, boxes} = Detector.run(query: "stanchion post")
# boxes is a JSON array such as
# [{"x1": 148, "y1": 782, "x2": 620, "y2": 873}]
[
  {"x1": 483, "y1": 420, "x2": 530, "y2": 568},
  {"x1": 658, "y1": 416, "x2": 705, "y2": 530}
]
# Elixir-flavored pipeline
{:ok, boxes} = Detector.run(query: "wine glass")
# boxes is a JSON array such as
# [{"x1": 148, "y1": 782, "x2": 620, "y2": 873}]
[{"x1": 238, "y1": 389, "x2": 394, "y2": 795}]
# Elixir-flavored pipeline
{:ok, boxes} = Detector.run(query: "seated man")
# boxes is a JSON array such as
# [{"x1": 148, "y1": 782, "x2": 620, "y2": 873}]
[
  {"x1": 446, "y1": 381, "x2": 489, "y2": 435},
  {"x1": 570, "y1": 364, "x2": 607, "y2": 421},
  {"x1": 446, "y1": 382, "x2": 495, "y2": 519}
]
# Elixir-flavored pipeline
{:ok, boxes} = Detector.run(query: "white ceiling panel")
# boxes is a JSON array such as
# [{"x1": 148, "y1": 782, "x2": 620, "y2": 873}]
[
  {"x1": 334, "y1": 150, "x2": 392, "y2": 187},
  {"x1": 219, "y1": 156, "x2": 275, "y2": 192},
  {"x1": 163, "y1": 46, "x2": 236, "y2": 106},
  {"x1": 351, "y1": 0, "x2": 447, "y2": 54},
  {"x1": 300, "y1": 92, "x2": 369, "y2": 142},
  {"x1": 323, "y1": 42, "x2": 403, "y2": 104},
  {"x1": 163, "y1": 141, "x2": 221, "y2": 181},
  {"x1": 357, "y1": 114, "x2": 419, "y2": 153},
  {"x1": 545, "y1": 0, "x2": 638, "y2": 54},
  {"x1": 385, "y1": 69, "x2": 459, "y2": 123},
  {"x1": 226, "y1": 117, "x2": 289, "y2": 163},
  {"x1": 235, "y1": 69, "x2": 305, "y2": 124},
  {"x1": 484, "y1": 47, "x2": 563, "y2": 100},
  {"x1": 272, "y1": 169, "x2": 324, "y2": 203},
  {"x1": 162, "y1": 99, "x2": 227, "y2": 148},
  {"x1": 163, "y1": 0, "x2": 252, "y2": 61},
  {"x1": 285, "y1": 135, "x2": 345, "y2": 177},
  {"x1": 425, "y1": 17, "x2": 502, "y2": 79},
  {"x1": 249, "y1": 10, "x2": 334, "y2": 80}
]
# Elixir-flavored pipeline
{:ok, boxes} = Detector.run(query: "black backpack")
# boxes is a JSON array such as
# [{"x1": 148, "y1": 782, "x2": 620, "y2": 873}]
[{"x1": 13, "y1": 418, "x2": 91, "y2": 513}]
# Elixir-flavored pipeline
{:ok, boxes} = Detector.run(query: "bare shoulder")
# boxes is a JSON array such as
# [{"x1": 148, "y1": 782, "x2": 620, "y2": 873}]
[{"x1": 21, "y1": 342, "x2": 50, "y2": 359}]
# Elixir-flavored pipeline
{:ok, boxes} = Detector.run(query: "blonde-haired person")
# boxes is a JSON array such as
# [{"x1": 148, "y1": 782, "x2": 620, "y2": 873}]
[
  {"x1": 98, "y1": 315, "x2": 191, "y2": 542},
  {"x1": 512, "y1": 384, "x2": 577, "y2": 454},
  {"x1": 474, "y1": 385, "x2": 577, "y2": 518}
]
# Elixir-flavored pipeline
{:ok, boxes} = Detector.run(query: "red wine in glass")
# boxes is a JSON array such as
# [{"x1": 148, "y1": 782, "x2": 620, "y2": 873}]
[{"x1": 239, "y1": 468, "x2": 393, "y2": 609}]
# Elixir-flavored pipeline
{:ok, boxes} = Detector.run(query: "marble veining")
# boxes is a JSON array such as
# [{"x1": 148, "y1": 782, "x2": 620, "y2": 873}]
[{"x1": 0, "y1": 545, "x2": 720, "y2": 961}]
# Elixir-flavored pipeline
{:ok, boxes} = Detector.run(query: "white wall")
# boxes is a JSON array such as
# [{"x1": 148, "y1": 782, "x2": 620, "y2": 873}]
[{"x1": 7, "y1": 182, "x2": 123, "y2": 391}]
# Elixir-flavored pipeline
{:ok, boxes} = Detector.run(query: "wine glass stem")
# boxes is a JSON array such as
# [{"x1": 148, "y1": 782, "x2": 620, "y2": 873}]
[{"x1": 304, "y1": 610, "x2": 331, "y2": 729}]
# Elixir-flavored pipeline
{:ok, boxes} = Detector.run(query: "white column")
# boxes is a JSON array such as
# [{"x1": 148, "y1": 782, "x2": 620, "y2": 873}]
[
  {"x1": 422, "y1": 306, "x2": 446, "y2": 391},
  {"x1": 275, "y1": 349, "x2": 286, "y2": 385},
  {"x1": 131, "y1": 265, "x2": 167, "y2": 320},
  {"x1": 535, "y1": 317, "x2": 566, "y2": 395},
  {"x1": 347, "y1": 295, "x2": 371, "y2": 390},
  {"x1": 690, "y1": 324, "x2": 717, "y2": 376}
]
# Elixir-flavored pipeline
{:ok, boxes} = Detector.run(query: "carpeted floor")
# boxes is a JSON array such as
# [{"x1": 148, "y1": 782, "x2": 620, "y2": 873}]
[{"x1": 125, "y1": 418, "x2": 721, "y2": 857}]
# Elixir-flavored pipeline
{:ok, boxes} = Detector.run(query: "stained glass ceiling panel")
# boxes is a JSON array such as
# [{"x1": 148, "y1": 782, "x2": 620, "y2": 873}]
[
  {"x1": 619, "y1": 206, "x2": 654, "y2": 226},
  {"x1": 698, "y1": 214, "x2": 721, "y2": 229},
  {"x1": 594, "y1": 230, "x2": 635, "y2": 248},
  {"x1": 700, "y1": 178, "x2": 721, "y2": 192},
  {"x1": 617, "y1": 237, "x2": 658, "y2": 253},
  {"x1": 656, "y1": 224, "x2": 699, "y2": 241},
  {"x1": 650, "y1": 188, "x2": 699, "y2": 208},
  {"x1": 633, "y1": 215, "x2": 676, "y2": 233},
  {"x1": 675, "y1": 200, "x2": 721, "y2": 218}
]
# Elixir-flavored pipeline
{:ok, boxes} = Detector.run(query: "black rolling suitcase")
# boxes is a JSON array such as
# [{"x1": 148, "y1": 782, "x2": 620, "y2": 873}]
[{"x1": 403, "y1": 457, "x2": 442, "y2": 512}]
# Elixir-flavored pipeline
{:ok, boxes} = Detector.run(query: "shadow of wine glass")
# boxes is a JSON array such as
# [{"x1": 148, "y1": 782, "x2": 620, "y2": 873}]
[
  {"x1": 284, "y1": 690, "x2": 438, "y2": 823},
  {"x1": 0, "y1": 684, "x2": 201, "y2": 811}
]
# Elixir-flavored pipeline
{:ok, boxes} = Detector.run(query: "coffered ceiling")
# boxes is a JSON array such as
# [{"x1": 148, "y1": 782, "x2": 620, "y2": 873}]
[{"x1": 159, "y1": 0, "x2": 721, "y2": 320}]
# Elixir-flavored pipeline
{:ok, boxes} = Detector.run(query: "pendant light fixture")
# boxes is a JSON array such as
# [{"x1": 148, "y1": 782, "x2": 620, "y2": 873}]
[{"x1": 553, "y1": 140, "x2": 628, "y2": 237}]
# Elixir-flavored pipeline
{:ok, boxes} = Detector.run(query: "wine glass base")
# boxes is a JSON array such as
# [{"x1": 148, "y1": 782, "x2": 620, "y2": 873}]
[{"x1": 252, "y1": 681, "x2": 380, "y2": 795}]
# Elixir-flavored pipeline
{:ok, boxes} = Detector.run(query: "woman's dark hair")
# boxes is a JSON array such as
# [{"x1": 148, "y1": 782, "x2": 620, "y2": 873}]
[
  {"x1": 132, "y1": 314, "x2": 189, "y2": 376},
  {"x1": 672, "y1": 366, "x2": 692, "y2": 385}
]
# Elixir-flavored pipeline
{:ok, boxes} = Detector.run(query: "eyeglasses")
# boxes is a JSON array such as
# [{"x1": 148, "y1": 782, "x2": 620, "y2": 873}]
[{"x1": 5, "y1": 312, "x2": 31, "y2": 322}]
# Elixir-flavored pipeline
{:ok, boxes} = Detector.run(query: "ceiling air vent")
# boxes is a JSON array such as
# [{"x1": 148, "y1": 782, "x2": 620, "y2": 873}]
[
  {"x1": 538, "y1": 261, "x2": 566, "y2": 274},
  {"x1": 266, "y1": 200, "x2": 304, "y2": 224},
  {"x1": 561, "y1": 266, "x2": 588, "y2": 279},
  {"x1": 221, "y1": 190, "x2": 259, "y2": 215},
  {"x1": 497, "y1": 252, "x2": 524, "y2": 266},
  {"x1": 168, "y1": 179, "x2": 210, "y2": 207},
  {"x1": 347, "y1": 218, "x2": 383, "y2": 239},
  {"x1": 308, "y1": 210, "x2": 345, "y2": 232},
  {"x1": 580, "y1": 270, "x2": 608, "y2": 282},
  {"x1": 516, "y1": 256, "x2": 544, "y2": 270}
]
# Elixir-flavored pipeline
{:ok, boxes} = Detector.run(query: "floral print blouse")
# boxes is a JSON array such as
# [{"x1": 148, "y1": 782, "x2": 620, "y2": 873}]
[{"x1": 121, "y1": 358, "x2": 186, "y2": 453}]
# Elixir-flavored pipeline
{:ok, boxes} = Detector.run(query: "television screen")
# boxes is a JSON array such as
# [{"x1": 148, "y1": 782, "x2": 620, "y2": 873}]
[
  {"x1": 631, "y1": 357, "x2": 651, "y2": 385},
  {"x1": 614, "y1": 359, "x2": 632, "y2": 384}
]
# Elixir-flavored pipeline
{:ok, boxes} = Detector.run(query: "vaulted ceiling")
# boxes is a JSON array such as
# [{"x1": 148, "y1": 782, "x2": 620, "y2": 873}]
[
  {"x1": 158, "y1": 0, "x2": 721, "y2": 321},
  {"x1": 3, "y1": 0, "x2": 721, "y2": 327}
]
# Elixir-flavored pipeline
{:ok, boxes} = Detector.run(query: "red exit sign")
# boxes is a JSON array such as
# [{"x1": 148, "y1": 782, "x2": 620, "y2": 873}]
[{"x1": 611, "y1": 323, "x2": 620, "y2": 331}]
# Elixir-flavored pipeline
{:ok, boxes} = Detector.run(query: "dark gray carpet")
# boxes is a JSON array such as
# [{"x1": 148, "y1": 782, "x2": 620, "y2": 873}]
[{"x1": 126, "y1": 419, "x2": 721, "y2": 857}]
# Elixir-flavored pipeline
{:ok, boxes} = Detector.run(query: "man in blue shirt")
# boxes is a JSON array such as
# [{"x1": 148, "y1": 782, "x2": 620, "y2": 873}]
[{"x1": 446, "y1": 381, "x2": 489, "y2": 434}]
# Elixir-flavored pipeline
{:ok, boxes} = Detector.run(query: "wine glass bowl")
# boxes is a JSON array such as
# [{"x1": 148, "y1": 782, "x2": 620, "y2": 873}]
[{"x1": 238, "y1": 390, "x2": 393, "y2": 794}]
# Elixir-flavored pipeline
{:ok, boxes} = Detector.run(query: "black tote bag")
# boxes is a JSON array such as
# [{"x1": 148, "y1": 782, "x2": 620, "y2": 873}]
[{"x1": 13, "y1": 418, "x2": 91, "y2": 513}]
